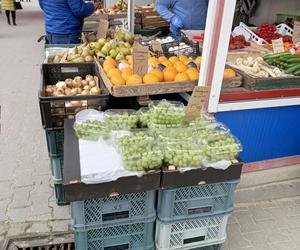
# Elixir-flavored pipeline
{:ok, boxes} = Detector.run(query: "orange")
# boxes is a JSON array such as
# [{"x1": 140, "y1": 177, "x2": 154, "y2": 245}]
[
  {"x1": 143, "y1": 73, "x2": 160, "y2": 84},
  {"x1": 149, "y1": 69, "x2": 164, "y2": 82},
  {"x1": 127, "y1": 55, "x2": 133, "y2": 65},
  {"x1": 175, "y1": 72, "x2": 190, "y2": 82},
  {"x1": 103, "y1": 59, "x2": 117, "y2": 68},
  {"x1": 158, "y1": 55, "x2": 168, "y2": 62},
  {"x1": 126, "y1": 74, "x2": 143, "y2": 85},
  {"x1": 122, "y1": 67, "x2": 133, "y2": 74},
  {"x1": 195, "y1": 56, "x2": 202, "y2": 67},
  {"x1": 163, "y1": 67, "x2": 177, "y2": 82},
  {"x1": 174, "y1": 61, "x2": 187, "y2": 73},
  {"x1": 183, "y1": 58, "x2": 193, "y2": 65},
  {"x1": 103, "y1": 64, "x2": 116, "y2": 73},
  {"x1": 107, "y1": 68, "x2": 121, "y2": 79},
  {"x1": 169, "y1": 56, "x2": 179, "y2": 64},
  {"x1": 148, "y1": 57, "x2": 160, "y2": 66},
  {"x1": 121, "y1": 71, "x2": 133, "y2": 81},
  {"x1": 162, "y1": 60, "x2": 173, "y2": 67},
  {"x1": 111, "y1": 75, "x2": 126, "y2": 86},
  {"x1": 223, "y1": 69, "x2": 236, "y2": 78},
  {"x1": 186, "y1": 68, "x2": 199, "y2": 81},
  {"x1": 179, "y1": 55, "x2": 189, "y2": 62}
]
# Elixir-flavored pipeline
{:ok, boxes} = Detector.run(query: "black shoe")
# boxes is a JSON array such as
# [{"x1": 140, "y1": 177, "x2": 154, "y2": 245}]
[
  {"x1": 13, "y1": 22, "x2": 16, "y2": 26},
  {"x1": 7, "y1": 20, "x2": 11, "y2": 25}
]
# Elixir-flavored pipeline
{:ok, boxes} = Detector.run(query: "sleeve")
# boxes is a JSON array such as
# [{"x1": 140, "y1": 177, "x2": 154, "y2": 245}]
[
  {"x1": 156, "y1": 0, "x2": 175, "y2": 22},
  {"x1": 67, "y1": 0, "x2": 95, "y2": 18},
  {"x1": 38, "y1": 0, "x2": 44, "y2": 10}
]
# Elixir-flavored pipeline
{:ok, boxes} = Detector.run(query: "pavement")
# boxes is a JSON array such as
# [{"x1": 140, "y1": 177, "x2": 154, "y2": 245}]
[{"x1": 0, "y1": 2, "x2": 299, "y2": 250}]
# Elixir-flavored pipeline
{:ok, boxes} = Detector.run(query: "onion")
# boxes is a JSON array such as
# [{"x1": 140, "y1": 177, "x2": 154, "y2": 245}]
[
  {"x1": 83, "y1": 85, "x2": 91, "y2": 90},
  {"x1": 85, "y1": 75, "x2": 94, "y2": 82},
  {"x1": 74, "y1": 76, "x2": 82, "y2": 82},
  {"x1": 70, "y1": 89, "x2": 78, "y2": 96},
  {"x1": 45, "y1": 86, "x2": 54, "y2": 96},
  {"x1": 72, "y1": 79, "x2": 81, "y2": 88},
  {"x1": 90, "y1": 87, "x2": 101, "y2": 95},
  {"x1": 64, "y1": 88, "x2": 72, "y2": 96},
  {"x1": 81, "y1": 80, "x2": 88, "y2": 87},
  {"x1": 76, "y1": 88, "x2": 82, "y2": 94},
  {"x1": 56, "y1": 81, "x2": 66, "y2": 88},
  {"x1": 89, "y1": 80, "x2": 96, "y2": 87},
  {"x1": 57, "y1": 87, "x2": 64, "y2": 94},
  {"x1": 81, "y1": 90, "x2": 90, "y2": 96},
  {"x1": 65, "y1": 78, "x2": 73, "y2": 88}
]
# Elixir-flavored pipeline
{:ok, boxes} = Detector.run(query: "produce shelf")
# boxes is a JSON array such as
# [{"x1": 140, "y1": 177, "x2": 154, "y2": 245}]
[{"x1": 63, "y1": 120, "x2": 161, "y2": 203}]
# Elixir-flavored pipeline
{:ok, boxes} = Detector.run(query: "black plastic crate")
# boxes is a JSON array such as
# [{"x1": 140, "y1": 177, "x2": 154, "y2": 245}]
[
  {"x1": 45, "y1": 128, "x2": 64, "y2": 157},
  {"x1": 39, "y1": 62, "x2": 109, "y2": 129}
]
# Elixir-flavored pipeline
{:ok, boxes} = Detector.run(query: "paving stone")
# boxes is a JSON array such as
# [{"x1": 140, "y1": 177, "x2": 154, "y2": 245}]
[
  {"x1": 0, "y1": 181, "x2": 13, "y2": 201},
  {"x1": 12, "y1": 169, "x2": 34, "y2": 188},
  {"x1": 0, "y1": 200, "x2": 10, "y2": 222},
  {"x1": 50, "y1": 220, "x2": 70, "y2": 232},
  {"x1": 287, "y1": 204, "x2": 300, "y2": 217},
  {"x1": 248, "y1": 205, "x2": 272, "y2": 222},
  {"x1": 9, "y1": 186, "x2": 32, "y2": 209},
  {"x1": 52, "y1": 205, "x2": 71, "y2": 220},
  {"x1": 26, "y1": 222, "x2": 50, "y2": 234},
  {"x1": 227, "y1": 223, "x2": 252, "y2": 249},
  {"x1": 6, "y1": 223, "x2": 30, "y2": 237},
  {"x1": 265, "y1": 229, "x2": 290, "y2": 244},
  {"x1": 286, "y1": 227, "x2": 300, "y2": 243},
  {"x1": 0, "y1": 222, "x2": 9, "y2": 236},
  {"x1": 270, "y1": 241, "x2": 297, "y2": 250},
  {"x1": 7, "y1": 207, "x2": 30, "y2": 223}
]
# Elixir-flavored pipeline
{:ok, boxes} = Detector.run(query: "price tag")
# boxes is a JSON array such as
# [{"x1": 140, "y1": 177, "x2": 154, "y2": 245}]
[
  {"x1": 133, "y1": 42, "x2": 149, "y2": 76},
  {"x1": 293, "y1": 21, "x2": 300, "y2": 44},
  {"x1": 96, "y1": 19, "x2": 109, "y2": 39},
  {"x1": 272, "y1": 38, "x2": 284, "y2": 53},
  {"x1": 185, "y1": 86, "x2": 209, "y2": 121},
  {"x1": 151, "y1": 40, "x2": 163, "y2": 53}
]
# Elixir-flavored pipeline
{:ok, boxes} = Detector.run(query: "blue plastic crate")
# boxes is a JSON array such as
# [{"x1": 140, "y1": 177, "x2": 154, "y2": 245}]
[
  {"x1": 157, "y1": 244, "x2": 222, "y2": 250},
  {"x1": 158, "y1": 180, "x2": 239, "y2": 222},
  {"x1": 45, "y1": 128, "x2": 64, "y2": 157},
  {"x1": 50, "y1": 156, "x2": 63, "y2": 181},
  {"x1": 71, "y1": 191, "x2": 156, "y2": 227},
  {"x1": 74, "y1": 216, "x2": 155, "y2": 250},
  {"x1": 156, "y1": 213, "x2": 230, "y2": 250},
  {"x1": 54, "y1": 179, "x2": 68, "y2": 206}
]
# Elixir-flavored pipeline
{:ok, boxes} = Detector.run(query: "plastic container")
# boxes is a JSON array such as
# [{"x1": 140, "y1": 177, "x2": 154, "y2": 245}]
[
  {"x1": 137, "y1": 107, "x2": 150, "y2": 128},
  {"x1": 71, "y1": 191, "x2": 156, "y2": 227},
  {"x1": 276, "y1": 23, "x2": 293, "y2": 36},
  {"x1": 155, "y1": 214, "x2": 230, "y2": 250},
  {"x1": 50, "y1": 156, "x2": 63, "y2": 181},
  {"x1": 157, "y1": 180, "x2": 239, "y2": 222},
  {"x1": 39, "y1": 62, "x2": 109, "y2": 129},
  {"x1": 74, "y1": 119, "x2": 111, "y2": 141},
  {"x1": 233, "y1": 22, "x2": 266, "y2": 45},
  {"x1": 164, "y1": 141, "x2": 205, "y2": 168},
  {"x1": 156, "y1": 244, "x2": 222, "y2": 250},
  {"x1": 74, "y1": 216, "x2": 155, "y2": 250},
  {"x1": 45, "y1": 128, "x2": 64, "y2": 157},
  {"x1": 148, "y1": 100, "x2": 186, "y2": 127},
  {"x1": 54, "y1": 179, "x2": 68, "y2": 206},
  {"x1": 104, "y1": 109, "x2": 139, "y2": 130},
  {"x1": 204, "y1": 133, "x2": 242, "y2": 162},
  {"x1": 156, "y1": 127, "x2": 195, "y2": 143}
]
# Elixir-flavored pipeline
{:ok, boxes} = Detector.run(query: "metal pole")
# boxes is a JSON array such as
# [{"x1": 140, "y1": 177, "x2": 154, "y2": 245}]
[{"x1": 128, "y1": 0, "x2": 134, "y2": 33}]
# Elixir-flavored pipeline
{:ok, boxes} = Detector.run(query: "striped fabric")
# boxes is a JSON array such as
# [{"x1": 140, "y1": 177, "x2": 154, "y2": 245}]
[{"x1": 1, "y1": 0, "x2": 15, "y2": 11}]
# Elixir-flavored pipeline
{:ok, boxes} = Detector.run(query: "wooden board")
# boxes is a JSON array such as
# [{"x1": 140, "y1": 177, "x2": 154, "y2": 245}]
[
  {"x1": 96, "y1": 61, "x2": 198, "y2": 97},
  {"x1": 84, "y1": 14, "x2": 109, "y2": 22}
]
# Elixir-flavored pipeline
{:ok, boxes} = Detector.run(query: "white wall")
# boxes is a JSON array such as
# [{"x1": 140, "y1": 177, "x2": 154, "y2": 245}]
[
  {"x1": 105, "y1": 0, "x2": 155, "y2": 8},
  {"x1": 249, "y1": 0, "x2": 300, "y2": 25}
]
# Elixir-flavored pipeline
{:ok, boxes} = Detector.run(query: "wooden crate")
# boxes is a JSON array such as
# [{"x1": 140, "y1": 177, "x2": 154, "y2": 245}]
[
  {"x1": 222, "y1": 73, "x2": 243, "y2": 88},
  {"x1": 136, "y1": 7, "x2": 169, "y2": 29},
  {"x1": 96, "y1": 61, "x2": 197, "y2": 97}
]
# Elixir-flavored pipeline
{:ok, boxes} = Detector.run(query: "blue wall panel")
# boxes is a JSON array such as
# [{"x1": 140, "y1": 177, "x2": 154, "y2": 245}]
[{"x1": 215, "y1": 105, "x2": 300, "y2": 163}]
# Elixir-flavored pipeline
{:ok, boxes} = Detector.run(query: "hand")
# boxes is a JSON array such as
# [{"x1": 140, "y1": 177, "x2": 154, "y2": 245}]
[
  {"x1": 93, "y1": 2, "x2": 102, "y2": 10},
  {"x1": 171, "y1": 15, "x2": 183, "y2": 29}
]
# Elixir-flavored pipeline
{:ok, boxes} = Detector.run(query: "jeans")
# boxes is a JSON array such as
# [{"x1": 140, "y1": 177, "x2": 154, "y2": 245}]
[{"x1": 46, "y1": 32, "x2": 81, "y2": 44}]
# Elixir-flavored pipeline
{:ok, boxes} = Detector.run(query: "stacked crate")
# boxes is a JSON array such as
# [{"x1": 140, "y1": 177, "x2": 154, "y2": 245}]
[
  {"x1": 156, "y1": 180, "x2": 240, "y2": 250},
  {"x1": 71, "y1": 191, "x2": 157, "y2": 249},
  {"x1": 39, "y1": 62, "x2": 110, "y2": 206}
]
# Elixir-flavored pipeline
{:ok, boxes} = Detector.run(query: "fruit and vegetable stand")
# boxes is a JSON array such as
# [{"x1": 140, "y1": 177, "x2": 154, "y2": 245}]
[{"x1": 38, "y1": 0, "x2": 300, "y2": 249}]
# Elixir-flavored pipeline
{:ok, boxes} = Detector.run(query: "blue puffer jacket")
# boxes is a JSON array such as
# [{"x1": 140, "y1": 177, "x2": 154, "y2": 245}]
[
  {"x1": 39, "y1": 0, "x2": 94, "y2": 34},
  {"x1": 156, "y1": 0, "x2": 208, "y2": 36}
]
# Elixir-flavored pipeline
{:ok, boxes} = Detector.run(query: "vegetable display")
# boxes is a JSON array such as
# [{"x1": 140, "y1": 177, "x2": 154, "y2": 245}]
[
  {"x1": 255, "y1": 23, "x2": 293, "y2": 44},
  {"x1": 264, "y1": 52, "x2": 300, "y2": 76},
  {"x1": 229, "y1": 35, "x2": 250, "y2": 50},
  {"x1": 75, "y1": 120, "x2": 110, "y2": 141}
]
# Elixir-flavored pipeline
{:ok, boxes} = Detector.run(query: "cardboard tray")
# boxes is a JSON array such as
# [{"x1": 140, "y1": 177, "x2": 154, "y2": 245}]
[
  {"x1": 161, "y1": 162, "x2": 243, "y2": 189},
  {"x1": 63, "y1": 119, "x2": 161, "y2": 202},
  {"x1": 97, "y1": 61, "x2": 198, "y2": 97}
]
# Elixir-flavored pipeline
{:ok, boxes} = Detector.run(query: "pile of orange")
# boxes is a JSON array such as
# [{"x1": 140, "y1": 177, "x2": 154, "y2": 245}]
[{"x1": 103, "y1": 55, "x2": 201, "y2": 86}]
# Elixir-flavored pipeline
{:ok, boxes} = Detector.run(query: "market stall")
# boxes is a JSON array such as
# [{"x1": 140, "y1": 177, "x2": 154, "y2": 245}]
[{"x1": 38, "y1": 0, "x2": 300, "y2": 249}]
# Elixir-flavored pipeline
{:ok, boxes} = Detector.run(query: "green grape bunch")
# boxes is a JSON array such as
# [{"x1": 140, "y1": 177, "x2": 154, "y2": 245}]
[
  {"x1": 106, "y1": 113, "x2": 139, "y2": 130},
  {"x1": 74, "y1": 119, "x2": 110, "y2": 141}
]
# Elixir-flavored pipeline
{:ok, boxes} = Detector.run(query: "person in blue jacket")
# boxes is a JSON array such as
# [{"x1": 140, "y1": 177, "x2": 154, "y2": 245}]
[
  {"x1": 156, "y1": 0, "x2": 209, "y2": 38},
  {"x1": 38, "y1": 0, "x2": 98, "y2": 44}
]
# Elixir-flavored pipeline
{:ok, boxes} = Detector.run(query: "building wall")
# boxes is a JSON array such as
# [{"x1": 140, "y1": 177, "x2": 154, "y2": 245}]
[{"x1": 249, "y1": 0, "x2": 300, "y2": 25}]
